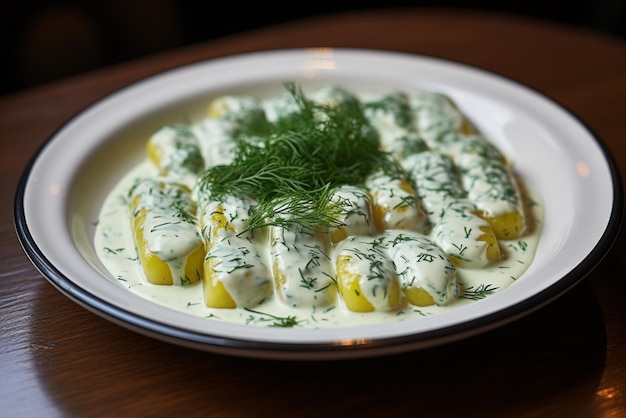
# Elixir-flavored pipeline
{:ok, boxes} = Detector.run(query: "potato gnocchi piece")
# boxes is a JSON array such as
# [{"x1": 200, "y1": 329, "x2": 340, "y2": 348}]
[
  {"x1": 193, "y1": 95, "x2": 269, "y2": 167},
  {"x1": 365, "y1": 165, "x2": 428, "y2": 234},
  {"x1": 457, "y1": 137, "x2": 527, "y2": 240},
  {"x1": 408, "y1": 90, "x2": 475, "y2": 143},
  {"x1": 419, "y1": 132, "x2": 527, "y2": 240},
  {"x1": 457, "y1": 153, "x2": 526, "y2": 240},
  {"x1": 383, "y1": 230, "x2": 458, "y2": 306},
  {"x1": 129, "y1": 179, "x2": 204, "y2": 286},
  {"x1": 262, "y1": 90, "x2": 301, "y2": 123},
  {"x1": 403, "y1": 151, "x2": 501, "y2": 267},
  {"x1": 334, "y1": 236, "x2": 402, "y2": 313},
  {"x1": 199, "y1": 196, "x2": 272, "y2": 308},
  {"x1": 310, "y1": 85, "x2": 361, "y2": 109},
  {"x1": 146, "y1": 125, "x2": 204, "y2": 187},
  {"x1": 192, "y1": 118, "x2": 239, "y2": 167},
  {"x1": 203, "y1": 236, "x2": 272, "y2": 309},
  {"x1": 362, "y1": 92, "x2": 416, "y2": 155},
  {"x1": 403, "y1": 150, "x2": 466, "y2": 205},
  {"x1": 269, "y1": 225, "x2": 336, "y2": 309},
  {"x1": 431, "y1": 200, "x2": 501, "y2": 267},
  {"x1": 207, "y1": 95, "x2": 267, "y2": 125},
  {"x1": 329, "y1": 185, "x2": 374, "y2": 244}
]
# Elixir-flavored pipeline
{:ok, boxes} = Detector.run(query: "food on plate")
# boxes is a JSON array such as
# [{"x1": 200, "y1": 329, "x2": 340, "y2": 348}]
[
  {"x1": 96, "y1": 82, "x2": 541, "y2": 327},
  {"x1": 199, "y1": 195, "x2": 272, "y2": 308},
  {"x1": 129, "y1": 179, "x2": 204, "y2": 286}
]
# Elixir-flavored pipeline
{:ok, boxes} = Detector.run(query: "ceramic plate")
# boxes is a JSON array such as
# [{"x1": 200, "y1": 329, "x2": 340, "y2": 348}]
[{"x1": 15, "y1": 48, "x2": 622, "y2": 360}]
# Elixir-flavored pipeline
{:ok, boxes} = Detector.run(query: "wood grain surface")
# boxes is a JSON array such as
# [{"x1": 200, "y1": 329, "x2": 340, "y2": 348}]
[{"x1": 1, "y1": 8, "x2": 624, "y2": 418}]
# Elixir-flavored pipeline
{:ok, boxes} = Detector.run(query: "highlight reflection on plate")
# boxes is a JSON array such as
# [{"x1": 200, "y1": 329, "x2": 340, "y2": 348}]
[{"x1": 14, "y1": 48, "x2": 622, "y2": 360}]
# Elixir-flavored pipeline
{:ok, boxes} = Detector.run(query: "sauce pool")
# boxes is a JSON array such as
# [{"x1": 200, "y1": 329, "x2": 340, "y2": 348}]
[{"x1": 95, "y1": 161, "x2": 543, "y2": 328}]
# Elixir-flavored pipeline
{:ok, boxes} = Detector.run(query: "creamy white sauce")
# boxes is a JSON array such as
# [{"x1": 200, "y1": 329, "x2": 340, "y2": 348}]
[
  {"x1": 94, "y1": 87, "x2": 544, "y2": 329},
  {"x1": 96, "y1": 164, "x2": 542, "y2": 328}
]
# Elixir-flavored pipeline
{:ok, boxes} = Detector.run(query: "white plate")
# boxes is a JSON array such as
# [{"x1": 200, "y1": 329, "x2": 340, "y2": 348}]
[{"x1": 15, "y1": 48, "x2": 622, "y2": 360}]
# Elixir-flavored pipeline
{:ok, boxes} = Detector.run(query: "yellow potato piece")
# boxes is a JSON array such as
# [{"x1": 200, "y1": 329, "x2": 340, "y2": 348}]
[
  {"x1": 371, "y1": 203, "x2": 389, "y2": 234},
  {"x1": 145, "y1": 125, "x2": 204, "y2": 182},
  {"x1": 200, "y1": 198, "x2": 272, "y2": 309},
  {"x1": 201, "y1": 205, "x2": 237, "y2": 308},
  {"x1": 484, "y1": 211, "x2": 525, "y2": 240},
  {"x1": 269, "y1": 226, "x2": 336, "y2": 308},
  {"x1": 203, "y1": 208, "x2": 235, "y2": 244},
  {"x1": 329, "y1": 185, "x2": 373, "y2": 244},
  {"x1": 271, "y1": 258, "x2": 286, "y2": 296},
  {"x1": 185, "y1": 246, "x2": 205, "y2": 283},
  {"x1": 336, "y1": 254, "x2": 375, "y2": 312},
  {"x1": 477, "y1": 225, "x2": 502, "y2": 262},
  {"x1": 446, "y1": 224, "x2": 501, "y2": 266},
  {"x1": 132, "y1": 207, "x2": 173, "y2": 285},
  {"x1": 335, "y1": 252, "x2": 401, "y2": 312},
  {"x1": 404, "y1": 287, "x2": 435, "y2": 307},
  {"x1": 203, "y1": 256, "x2": 237, "y2": 309},
  {"x1": 368, "y1": 175, "x2": 426, "y2": 233},
  {"x1": 146, "y1": 140, "x2": 162, "y2": 168},
  {"x1": 329, "y1": 227, "x2": 348, "y2": 244},
  {"x1": 130, "y1": 182, "x2": 204, "y2": 286}
]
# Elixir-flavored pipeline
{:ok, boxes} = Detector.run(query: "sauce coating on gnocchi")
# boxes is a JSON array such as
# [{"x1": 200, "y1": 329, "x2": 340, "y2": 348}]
[{"x1": 95, "y1": 84, "x2": 542, "y2": 328}]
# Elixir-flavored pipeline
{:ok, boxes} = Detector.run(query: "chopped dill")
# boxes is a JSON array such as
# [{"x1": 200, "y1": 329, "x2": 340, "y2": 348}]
[
  {"x1": 169, "y1": 196, "x2": 196, "y2": 224},
  {"x1": 362, "y1": 91, "x2": 414, "y2": 130},
  {"x1": 463, "y1": 284, "x2": 498, "y2": 300},
  {"x1": 244, "y1": 308, "x2": 302, "y2": 327},
  {"x1": 103, "y1": 247, "x2": 125, "y2": 254},
  {"x1": 169, "y1": 124, "x2": 205, "y2": 174}
]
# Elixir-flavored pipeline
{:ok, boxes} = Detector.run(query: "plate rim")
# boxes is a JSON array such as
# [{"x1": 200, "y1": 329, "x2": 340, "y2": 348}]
[{"x1": 13, "y1": 47, "x2": 624, "y2": 360}]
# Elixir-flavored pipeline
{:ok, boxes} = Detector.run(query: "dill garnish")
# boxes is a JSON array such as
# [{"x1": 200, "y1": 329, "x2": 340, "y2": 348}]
[
  {"x1": 244, "y1": 308, "x2": 302, "y2": 327},
  {"x1": 103, "y1": 247, "x2": 125, "y2": 254},
  {"x1": 198, "y1": 82, "x2": 392, "y2": 233},
  {"x1": 462, "y1": 284, "x2": 498, "y2": 300}
]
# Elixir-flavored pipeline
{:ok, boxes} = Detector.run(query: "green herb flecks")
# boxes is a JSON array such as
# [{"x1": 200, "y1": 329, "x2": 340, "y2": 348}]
[
  {"x1": 244, "y1": 308, "x2": 303, "y2": 327},
  {"x1": 169, "y1": 124, "x2": 205, "y2": 174},
  {"x1": 103, "y1": 247, "x2": 125, "y2": 254},
  {"x1": 462, "y1": 284, "x2": 498, "y2": 300}
]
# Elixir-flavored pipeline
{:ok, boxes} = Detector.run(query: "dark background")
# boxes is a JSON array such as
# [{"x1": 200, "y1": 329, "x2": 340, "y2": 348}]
[{"x1": 1, "y1": 0, "x2": 624, "y2": 96}]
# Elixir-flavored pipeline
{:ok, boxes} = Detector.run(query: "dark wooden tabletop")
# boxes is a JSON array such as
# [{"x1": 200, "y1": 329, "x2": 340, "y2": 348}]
[{"x1": 1, "y1": 8, "x2": 625, "y2": 418}]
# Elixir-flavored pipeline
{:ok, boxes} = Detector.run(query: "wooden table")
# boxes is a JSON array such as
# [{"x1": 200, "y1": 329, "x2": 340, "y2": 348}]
[{"x1": 1, "y1": 8, "x2": 625, "y2": 417}]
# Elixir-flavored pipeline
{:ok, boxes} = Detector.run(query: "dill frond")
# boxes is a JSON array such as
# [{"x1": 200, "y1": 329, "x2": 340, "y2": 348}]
[{"x1": 198, "y1": 82, "x2": 391, "y2": 232}]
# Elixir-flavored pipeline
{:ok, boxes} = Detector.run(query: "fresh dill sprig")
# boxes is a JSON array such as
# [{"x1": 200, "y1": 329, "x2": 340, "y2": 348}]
[
  {"x1": 462, "y1": 284, "x2": 498, "y2": 300},
  {"x1": 244, "y1": 308, "x2": 302, "y2": 327},
  {"x1": 240, "y1": 184, "x2": 347, "y2": 234},
  {"x1": 198, "y1": 82, "x2": 392, "y2": 233},
  {"x1": 169, "y1": 193, "x2": 197, "y2": 224}
]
